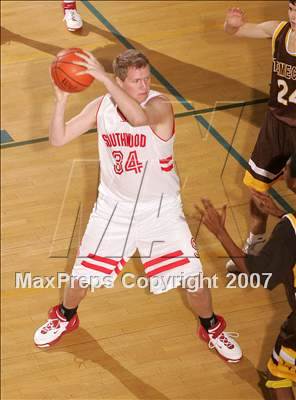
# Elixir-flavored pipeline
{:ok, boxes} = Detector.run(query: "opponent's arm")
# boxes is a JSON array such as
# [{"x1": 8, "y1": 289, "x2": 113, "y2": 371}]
[
  {"x1": 49, "y1": 79, "x2": 102, "y2": 147},
  {"x1": 224, "y1": 7, "x2": 280, "y2": 38},
  {"x1": 197, "y1": 198, "x2": 249, "y2": 273}
]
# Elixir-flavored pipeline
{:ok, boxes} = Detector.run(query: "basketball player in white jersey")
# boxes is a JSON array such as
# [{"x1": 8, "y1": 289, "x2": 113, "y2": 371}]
[
  {"x1": 62, "y1": 0, "x2": 83, "y2": 31},
  {"x1": 34, "y1": 49, "x2": 242, "y2": 363}
]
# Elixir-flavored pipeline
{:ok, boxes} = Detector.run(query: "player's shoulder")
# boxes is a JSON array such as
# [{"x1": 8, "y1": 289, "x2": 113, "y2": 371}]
[
  {"x1": 88, "y1": 95, "x2": 106, "y2": 112},
  {"x1": 272, "y1": 20, "x2": 289, "y2": 37},
  {"x1": 271, "y1": 214, "x2": 296, "y2": 250},
  {"x1": 145, "y1": 91, "x2": 171, "y2": 107},
  {"x1": 282, "y1": 213, "x2": 296, "y2": 235},
  {"x1": 82, "y1": 96, "x2": 105, "y2": 121}
]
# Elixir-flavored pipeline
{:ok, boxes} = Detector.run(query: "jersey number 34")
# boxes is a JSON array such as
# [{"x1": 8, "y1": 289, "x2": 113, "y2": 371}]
[{"x1": 112, "y1": 150, "x2": 143, "y2": 175}]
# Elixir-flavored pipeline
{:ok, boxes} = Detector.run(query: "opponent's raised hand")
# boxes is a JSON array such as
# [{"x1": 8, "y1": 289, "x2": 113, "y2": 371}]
[
  {"x1": 224, "y1": 7, "x2": 245, "y2": 33},
  {"x1": 196, "y1": 198, "x2": 227, "y2": 237}
]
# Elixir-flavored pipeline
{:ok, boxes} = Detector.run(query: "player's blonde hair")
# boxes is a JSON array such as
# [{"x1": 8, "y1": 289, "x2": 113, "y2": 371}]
[{"x1": 113, "y1": 50, "x2": 149, "y2": 81}]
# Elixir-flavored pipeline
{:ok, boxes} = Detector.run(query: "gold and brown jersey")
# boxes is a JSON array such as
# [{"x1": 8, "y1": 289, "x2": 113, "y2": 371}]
[{"x1": 269, "y1": 21, "x2": 296, "y2": 127}]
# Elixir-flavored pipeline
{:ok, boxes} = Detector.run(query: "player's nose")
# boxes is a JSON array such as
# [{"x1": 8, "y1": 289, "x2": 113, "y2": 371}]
[{"x1": 140, "y1": 80, "x2": 148, "y2": 91}]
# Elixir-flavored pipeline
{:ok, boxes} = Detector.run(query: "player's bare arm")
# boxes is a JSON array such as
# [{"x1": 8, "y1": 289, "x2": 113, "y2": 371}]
[
  {"x1": 224, "y1": 7, "x2": 280, "y2": 38},
  {"x1": 144, "y1": 96, "x2": 174, "y2": 141},
  {"x1": 49, "y1": 74, "x2": 102, "y2": 146},
  {"x1": 74, "y1": 51, "x2": 150, "y2": 127}
]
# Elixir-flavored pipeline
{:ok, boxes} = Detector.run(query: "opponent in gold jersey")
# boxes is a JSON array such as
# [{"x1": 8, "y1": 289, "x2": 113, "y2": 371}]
[{"x1": 224, "y1": 2, "x2": 296, "y2": 272}]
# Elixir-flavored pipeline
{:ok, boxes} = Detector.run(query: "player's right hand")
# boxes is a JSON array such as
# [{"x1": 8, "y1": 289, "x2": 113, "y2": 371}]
[
  {"x1": 196, "y1": 199, "x2": 227, "y2": 238},
  {"x1": 251, "y1": 190, "x2": 284, "y2": 218},
  {"x1": 224, "y1": 8, "x2": 245, "y2": 33}
]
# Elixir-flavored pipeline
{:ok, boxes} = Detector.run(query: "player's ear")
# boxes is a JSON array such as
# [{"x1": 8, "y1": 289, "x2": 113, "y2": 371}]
[{"x1": 115, "y1": 76, "x2": 124, "y2": 87}]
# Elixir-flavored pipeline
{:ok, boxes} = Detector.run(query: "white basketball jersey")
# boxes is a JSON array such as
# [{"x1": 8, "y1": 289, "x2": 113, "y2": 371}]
[{"x1": 97, "y1": 90, "x2": 180, "y2": 202}]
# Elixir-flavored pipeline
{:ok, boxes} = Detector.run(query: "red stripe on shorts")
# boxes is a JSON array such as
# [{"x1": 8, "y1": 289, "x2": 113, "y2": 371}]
[
  {"x1": 114, "y1": 258, "x2": 127, "y2": 275},
  {"x1": 146, "y1": 258, "x2": 190, "y2": 277},
  {"x1": 81, "y1": 261, "x2": 113, "y2": 274},
  {"x1": 88, "y1": 254, "x2": 118, "y2": 266},
  {"x1": 144, "y1": 250, "x2": 183, "y2": 268}
]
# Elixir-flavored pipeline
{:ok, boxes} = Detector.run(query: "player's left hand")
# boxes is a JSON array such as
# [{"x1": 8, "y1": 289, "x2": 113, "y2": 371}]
[
  {"x1": 74, "y1": 50, "x2": 108, "y2": 81},
  {"x1": 196, "y1": 198, "x2": 227, "y2": 237}
]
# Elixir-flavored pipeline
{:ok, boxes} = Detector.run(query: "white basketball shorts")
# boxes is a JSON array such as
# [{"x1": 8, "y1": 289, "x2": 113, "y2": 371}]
[{"x1": 71, "y1": 193, "x2": 203, "y2": 294}]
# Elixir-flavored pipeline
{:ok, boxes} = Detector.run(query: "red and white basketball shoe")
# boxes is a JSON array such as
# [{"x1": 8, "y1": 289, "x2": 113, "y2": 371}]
[
  {"x1": 198, "y1": 315, "x2": 242, "y2": 363},
  {"x1": 63, "y1": 9, "x2": 83, "y2": 31},
  {"x1": 34, "y1": 305, "x2": 79, "y2": 348}
]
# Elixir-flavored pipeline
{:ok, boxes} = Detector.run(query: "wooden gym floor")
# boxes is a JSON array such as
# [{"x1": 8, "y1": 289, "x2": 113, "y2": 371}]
[{"x1": 1, "y1": 1, "x2": 295, "y2": 399}]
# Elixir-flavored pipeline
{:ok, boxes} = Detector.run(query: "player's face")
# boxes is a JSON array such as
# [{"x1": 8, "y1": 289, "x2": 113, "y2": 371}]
[
  {"x1": 288, "y1": 2, "x2": 296, "y2": 30},
  {"x1": 120, "y1": 66, "x2": 151, "y2": 103}
]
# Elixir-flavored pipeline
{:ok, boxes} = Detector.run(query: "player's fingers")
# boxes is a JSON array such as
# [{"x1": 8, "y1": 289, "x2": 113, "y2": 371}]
[
  {"x1": 201, "y1": 198, "x2": 212, "y2": 210},
  {"x1": 74, "y1": 52, "x2": 90, "y2": 61},
  {"x1": 48, "y1": 65, "x2": 54, "y2": 83},
  {"x1": 75, "y1": 70, "x2": 89, "y2": 76},
  {"x1": 221, "y1": 205, "x2": 227, "y2": 224},
  {"x1": 82, "y1": 49, "x2": 96, "y2": 60},
  {"x1": 72, "y1": 60, "x2": 89, "y2": 67},
  {"x1": 194, "y1": 204, "x2": 205, "y2": 218},
  {"x1": 251, "y1": 189, "x2": 268, "y2": 202}
]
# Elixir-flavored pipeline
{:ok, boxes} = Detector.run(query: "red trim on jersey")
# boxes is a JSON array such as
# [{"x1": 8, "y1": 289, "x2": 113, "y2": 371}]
[
  {"x1": 172, "y1": 117, "x2": 175, "y2": 136},
  {"x1": 116, "y1": 107, "x2": 128, "y2": 122},
  {"x1": 150, "y1": 125, "x2": 174, "y2": 143},
  {"x1": 159, "y1": 156, "x2": 173, "y2": 164},
  {"x1": 161, "y1": 164, "x2": 174, "y2": 172},
  {"x1": 95, "y1": 95, "x2": 105, "y2": 129},
  {"x1": 81, "y1": 261, "x2": 113, "y2": 274},
  {"x1": 144, "y1": 250, "x2": 184, "y2": 268},
  {"x1": 88, "y1": 254, "x2": 118, "y2": 266},
  {"x1": 146, "y1": 258, "x2": 190, "y2": 277}
]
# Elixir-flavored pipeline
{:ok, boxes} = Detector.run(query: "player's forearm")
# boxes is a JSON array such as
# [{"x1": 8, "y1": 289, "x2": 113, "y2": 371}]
[
  {"x1": 101, "y1": 75, "x2": 148, "y2": 126},
  {"x1": 225, "y1": 22, "x2": 270, "y2": 39},
  {"x1": 216, "y1": 229, "x2": 249, "y2": 273},
  {"x1": 49, "y1": 100, "x2": 68, "y2": 146}
]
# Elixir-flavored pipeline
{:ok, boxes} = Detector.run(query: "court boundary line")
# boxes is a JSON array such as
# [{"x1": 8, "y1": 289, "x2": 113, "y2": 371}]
[
  {"x1": 2, "y1": 2, "x2": 293, "y2": 212},
  {"x1": 0, "y1": 98, "x2": 268, "y2": 149}
]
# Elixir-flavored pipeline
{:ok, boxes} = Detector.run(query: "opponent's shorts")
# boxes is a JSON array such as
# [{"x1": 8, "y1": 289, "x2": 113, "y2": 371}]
[
  {"x1": 267, "y1": 315, "x2": 296, "y2": 383},
  {"x1": 243, "y1": 109, "x2": 296, "y2": 192},
  {"x1": 71, "y1": 193, "x2": 203, "y2": 294}
]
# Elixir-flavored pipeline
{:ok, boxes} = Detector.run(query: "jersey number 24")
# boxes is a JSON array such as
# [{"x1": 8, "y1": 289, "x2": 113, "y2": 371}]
[{"x1": 277, "y1": 79, "x2": 296, "y2": 105}]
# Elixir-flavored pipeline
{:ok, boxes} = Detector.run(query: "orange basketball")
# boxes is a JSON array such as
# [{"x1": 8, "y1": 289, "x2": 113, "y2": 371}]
[{"x1": 51, "y1": 48, "x2": 94, "y2": 93}]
